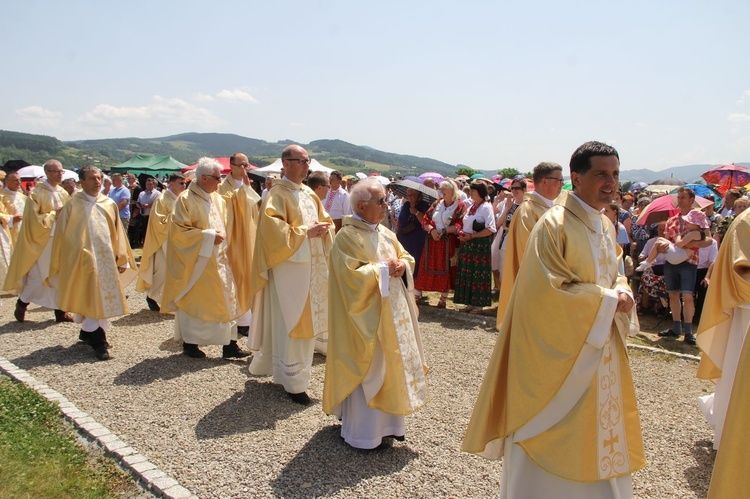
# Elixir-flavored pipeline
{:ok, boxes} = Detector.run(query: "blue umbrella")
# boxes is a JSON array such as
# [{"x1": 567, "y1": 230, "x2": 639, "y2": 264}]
[
  {"x1": 470, "y1": 173, "x2": 486, "y2": 179},
  {"x1": 631, "y1": 181, "x2": 647, "y2": 190},
  {"x1": 671, "y1": 184, "x2": 722, "y2": 208}
]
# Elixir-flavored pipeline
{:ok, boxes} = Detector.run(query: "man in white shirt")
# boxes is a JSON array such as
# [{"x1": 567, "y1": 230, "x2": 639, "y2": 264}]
[{"x1": 323, "y1": 171, "x2": 352, "y2": 232}]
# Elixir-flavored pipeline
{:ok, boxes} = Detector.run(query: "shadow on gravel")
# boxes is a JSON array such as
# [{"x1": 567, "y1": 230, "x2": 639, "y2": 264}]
[
  {"x1": 686, "y1": 439, "x2": 715, "y2": 497},
  {"x1": 113, "y1": 355, "x2": 225, "y2": 386},
  {"x1": 270, "y1": 425, "x2": 418, "y2": 497},
  {"x1": 195, "y1": 380, "x2": 307, "y2": 440},
  {"x1": 0, "y1": 318, "x2": 57, "y2": 336},
  {"x1": 111, "y1": 310, "x2": 173, "y2": 326},
  {"x1": 418, "y1": 307, "x2": 496, "y2": 332},
  {"x1": 11, "y1": 344, "x2": 97, "y2": 369}
]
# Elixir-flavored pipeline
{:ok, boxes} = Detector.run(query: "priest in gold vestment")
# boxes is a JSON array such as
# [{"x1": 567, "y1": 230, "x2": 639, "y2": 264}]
[
  {"x1": 248, "y1": 145, "x2": 334, "y2": 405},
  {"x1": 161, "y1": 158, "x2": 252, "y2": 359},
  {"x1": 0, "y1": 171, "x2": 28, "y2": 246},
  {"x1": 495, "y1": 162, "x2": 564, "y2": 330},
  {"x1": 46, "y1": 166, "x2": 137, "y2": 360},
  {"x1": 3, "y1": 160, "x2": 74, "y2": 323},
  {"x1": 463, "y1": 142, "x2": 645, "y2": 498},
  {"x1": 136, "y1": 173, "x2": 186, "y2": 311},
  {"x1": 323, "y1": 178, "x2": 428, "y2": 449},
  {"x1": 217, "y1": 152, "x2": 260, "y2": 337},
  {"x1": 696, "y1": 207, "x2": 750, "y2": 451}
]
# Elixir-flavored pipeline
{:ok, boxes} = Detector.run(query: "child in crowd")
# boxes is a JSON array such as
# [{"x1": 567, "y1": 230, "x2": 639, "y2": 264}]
[{"x1": 636, "y1": 210, "x2": 710, "y2": 272}]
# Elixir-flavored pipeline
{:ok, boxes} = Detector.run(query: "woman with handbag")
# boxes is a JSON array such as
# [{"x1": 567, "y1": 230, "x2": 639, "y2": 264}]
[
  {"x1": 454, "y1": 181, "x2": 497, "y2": 314},
  {"x1": 491, "y1": 178, "x2": 526, "y2": 294},
  {"x1": 397, "y1": 188, "x2": 431, "y2": 287},
  {"x1": 414, "y1": 180, "x2": 467, "y2": 308}
]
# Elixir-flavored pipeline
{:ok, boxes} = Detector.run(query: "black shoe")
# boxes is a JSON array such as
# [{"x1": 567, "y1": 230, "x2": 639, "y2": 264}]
[
  {"x1": 385, "y1": 434, "x2": 406, "y2": 442},
  {"x1": 684, "y1": 333, "x2": 696, "y2": 346},
  {"x1": 287, "y1": 391, "x2": 311, "y2": 405},
  {"x1": 222, "y1": 340, "x2": 251, "y2": 359},
  {"x1": 94, "y1": 345, "x2": 110, "y2": 361},
  {"x1": 146, "y1": 297, "x2": 160, "y2": 311},
  {"x1": 237, "y1": 326, "x2": 250, "y2": 337},
  {"x1": 658, "y1": 328, "x2": 681, "y2": 338},
  {"x1": 14, "y1": 299, "x2": 28, "y2": 322},
  {"x1": 78, "y1": 330, "x2": 92, "y2": 345},
  {"x1": 55, "y1": 309, "x2": 74, "y2": 323},
  {"x1": 183, "y1": 342, "x2": 206, "y2": 359}
]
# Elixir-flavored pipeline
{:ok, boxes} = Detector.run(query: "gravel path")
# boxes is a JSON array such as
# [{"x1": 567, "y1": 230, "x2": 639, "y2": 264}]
[{"x1": 0, "y1": 288, "x2": 716, "y2": 498}]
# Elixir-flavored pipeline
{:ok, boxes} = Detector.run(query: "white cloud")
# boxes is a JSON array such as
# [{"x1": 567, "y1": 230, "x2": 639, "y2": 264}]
[
  {"x1": 216, "y1": 89, "x2": 260, "y2": 104},
  {"x1": 192, "y1": 92, "x2": 214, "y2": 102},
  {"x1": 736, "y1": 90, "x2": 750, "y2": 106},
  {"x1": 15, "y1": 106, "x2": 63, "y2": 127},
  {"x1": 728, "y1": 113, "x2": 750, "y2": 123},
  {"x1": 73, "y1": 95, "x2": 223, "y2": 131}
]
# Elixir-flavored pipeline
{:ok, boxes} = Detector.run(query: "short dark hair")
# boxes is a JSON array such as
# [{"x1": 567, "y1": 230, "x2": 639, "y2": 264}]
[
  {"x1": 78, "y1": 165, "x2": 100, "y2": 181},
  {"x1": 307, "y1": 171, "x2": 329, "y2": 190},
  {"x1": 511, "y1": 178, "x2": 527, "y2": 190},
  {"x1": 329, "y1": 170, "x2": 343, "y2": 181},
  {"x1": 677, "y1": 186, "x2": 696, "y2": 199},
  {"x1": 570, "y1": 141, "x2": 619, "y2": 175},
  {"x1": 168, "y1": 173, "x2": 186, "y2": 183},
  {"x1": 532, "y1": 162, "x2": 563, "y2": 184},
  {"x1": 470, "y1": 181, "x2": 488, "y2": 198}
]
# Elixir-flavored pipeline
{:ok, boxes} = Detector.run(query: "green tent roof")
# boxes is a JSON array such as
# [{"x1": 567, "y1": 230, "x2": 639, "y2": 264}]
[{"x1": 109, "y1": 155, "x2": 187, "y2": 176}]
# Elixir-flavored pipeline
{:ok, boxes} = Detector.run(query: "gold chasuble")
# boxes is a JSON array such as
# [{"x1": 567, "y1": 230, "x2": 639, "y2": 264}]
[
  {"x1": 136, "y1": 189, "x2": 177, "y2": 294},
  {"x1": 0, "y1": 188, "x2": 27, "y2": 245},
  {"x1": 463, "y1": 193, "x2": 645, "y2": 484},
  {"x1": 218, "y1": 176, "x2": 260, "y2": 313},
  {"x1": 46, "y1": 192, "x2": 136, "y2": 319},
  {"x1": 161, "y1": 183, "x2": 241, "y2": 323},
  {"x1": 250, "y1": 178, "x2": 333, "y2": 340},
  {"x1": 696, "y1": 208, "x2": 750, "y2": 381},
  {"x1": 3, "y1": 182, "x2": 69, "y2": 293},
  {"x1": 0, "y1": 202, "x2": 12, "y2": 285},
  {"x1": 707, "y1": 333, "x2": 750, "y2": 498},
  {"x1": 323, "y1": 216, "x2": 428, "y2": 416},
  {"x1": 495, "y1": 191, "x2": 558, "y2": 330}
]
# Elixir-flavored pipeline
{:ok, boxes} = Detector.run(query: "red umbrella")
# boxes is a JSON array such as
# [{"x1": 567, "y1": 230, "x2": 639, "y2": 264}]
[
  {"x1": 636, "y1": 194, "x2": 713, "y2": 225},
  {"x1": 701, "y1": 164, "x2": 750, "y2": 195}
]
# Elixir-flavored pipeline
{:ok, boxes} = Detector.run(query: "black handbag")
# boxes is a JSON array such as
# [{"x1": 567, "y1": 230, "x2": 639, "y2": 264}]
[{"x1": 472, "y1": 219, "x2": 486, "y2": 233}]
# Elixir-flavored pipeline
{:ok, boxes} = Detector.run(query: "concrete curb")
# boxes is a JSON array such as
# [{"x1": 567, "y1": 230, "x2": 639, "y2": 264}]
[{"x1": 0, "y1": 356, "x2": 197, "y2": 499}]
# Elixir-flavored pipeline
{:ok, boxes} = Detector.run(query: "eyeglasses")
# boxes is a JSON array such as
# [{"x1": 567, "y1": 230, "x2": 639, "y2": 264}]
[
  {"x1": 203, "y1": 175, "x2": 221, "y2": 181},
  {"x1": 285, "y1": 158, "x2": 311, "y2": 166},
  {"x1": 544, "y1": 177, "x2": 564, "y2": 183},
  {"x1": 231, "y1": 163, "x2": 249, "y2": 168},
  {"x1": 365, "y1": 197, "x2": 387, "y2": 206}
]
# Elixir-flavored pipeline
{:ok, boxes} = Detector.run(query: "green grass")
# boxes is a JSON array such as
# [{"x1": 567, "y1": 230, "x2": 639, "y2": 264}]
[{"x1": 0, "y1": 376, "x2": 136, "y2": 498}]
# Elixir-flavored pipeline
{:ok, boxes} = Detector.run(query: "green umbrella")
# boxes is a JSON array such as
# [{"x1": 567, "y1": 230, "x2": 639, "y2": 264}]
[
  {"x1": 470, "y1": 173, "x2": 485, "y2": 179},
  {"x1": 562, "y1": 180, "x2": 573, "y2": 191}
]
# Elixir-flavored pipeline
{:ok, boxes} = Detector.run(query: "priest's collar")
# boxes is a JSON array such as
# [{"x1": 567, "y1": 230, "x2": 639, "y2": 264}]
[
  {"x1": 568, "y1": 192, "x2": 601, "y2": 216},
  {"x1": 352, "y1": 214, "x2": 379, "y2": 231},
  {"x1": 276, "y1": 177, "x2": 301, "y2": 192},
  {"x1": 531, "y1": 190, "x2": 555, "y2": 208},
  {"x1": 79, "y1": 190, "x2": 101, "y2": 203},
  {"x1": 189, "y1": 182, "x2": 213, "y2": 204}
]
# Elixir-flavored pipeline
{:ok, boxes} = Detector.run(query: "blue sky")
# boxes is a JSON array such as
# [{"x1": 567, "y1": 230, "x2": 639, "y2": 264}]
[{"x1": 2, "y1": 0, "x2": 748, "y2": 171}]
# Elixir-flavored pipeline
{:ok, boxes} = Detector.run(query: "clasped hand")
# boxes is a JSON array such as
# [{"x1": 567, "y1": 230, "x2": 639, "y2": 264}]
[
  {"x1": 307, "y1": 221, "x2": 331, "y2": 238},
  {"x1": 385, "y1": 258, "x2": 405, "y2": 277}
]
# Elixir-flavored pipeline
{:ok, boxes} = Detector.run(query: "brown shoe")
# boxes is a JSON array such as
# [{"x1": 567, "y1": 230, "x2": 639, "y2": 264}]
[
  {"x1": 14, "y1": 299, "x2": 28, "y2": 322},
  {"x1": 55, "y1": 310, "x2": 74, "y2": 323}
]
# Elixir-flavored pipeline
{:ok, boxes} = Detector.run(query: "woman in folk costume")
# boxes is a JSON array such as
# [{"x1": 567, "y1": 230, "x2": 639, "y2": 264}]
[
  {"x1": 413, "y1": 180, "x2": 466, "y2": 308},
  {"x1": 454, "y1": 181, "x2": 497, "y2": 314}
]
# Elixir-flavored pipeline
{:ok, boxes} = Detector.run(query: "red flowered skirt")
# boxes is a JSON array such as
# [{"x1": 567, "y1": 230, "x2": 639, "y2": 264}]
[{"x1": 414, "y1": 235, "x2": 459, "y2": 293}]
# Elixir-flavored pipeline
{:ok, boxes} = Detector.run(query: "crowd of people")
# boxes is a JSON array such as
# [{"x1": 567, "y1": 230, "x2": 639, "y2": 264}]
[{"x1": 1, "y1": 141, "x2": 748, "y2": 496}]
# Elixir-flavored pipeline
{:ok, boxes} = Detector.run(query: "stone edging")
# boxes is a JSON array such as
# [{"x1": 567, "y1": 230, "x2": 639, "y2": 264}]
[{"x1": 0, "y1": 355, "x2": 197, "y2": 499}]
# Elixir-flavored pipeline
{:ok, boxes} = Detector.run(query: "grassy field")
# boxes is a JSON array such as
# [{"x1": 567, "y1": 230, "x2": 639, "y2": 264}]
[{"x1": 0, "y1": 376, "x2": 140, "y2": 498}]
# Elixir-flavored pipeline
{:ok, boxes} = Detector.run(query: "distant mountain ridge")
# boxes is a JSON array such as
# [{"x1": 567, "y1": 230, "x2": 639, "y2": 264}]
[{"x1": 1, "y1": 129, "x2": 747, "y2": 183}]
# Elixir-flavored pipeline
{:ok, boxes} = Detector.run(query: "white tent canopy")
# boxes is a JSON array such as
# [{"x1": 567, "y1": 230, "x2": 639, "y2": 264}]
[{"x1": 255, "y1": 158, "x2": 334, "y2": 175}]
